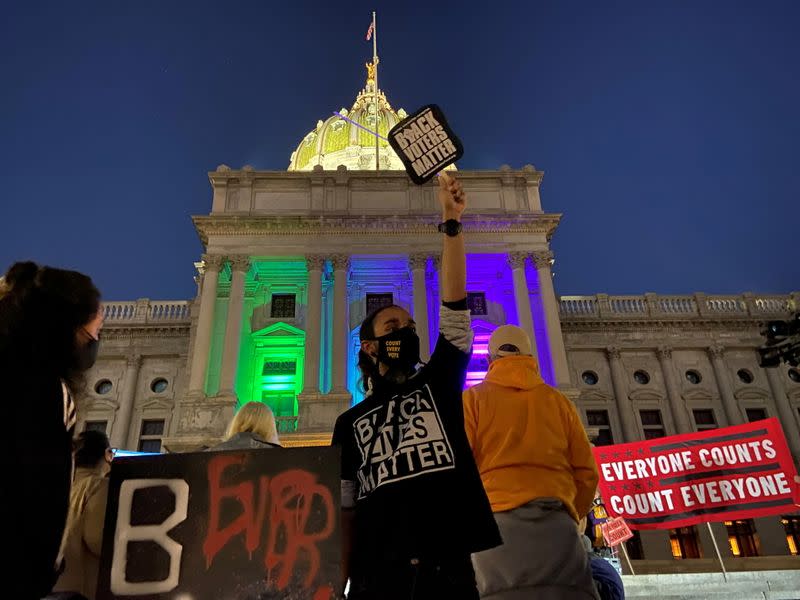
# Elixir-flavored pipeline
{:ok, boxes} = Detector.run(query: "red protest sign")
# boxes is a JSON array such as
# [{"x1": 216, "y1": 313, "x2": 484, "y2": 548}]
[
  {"x1": 593, "y1": 418, "x2": 800, "y2": 530},
  {"x1": 601, "y1": 517, "x2": 633, "y2": 547}
]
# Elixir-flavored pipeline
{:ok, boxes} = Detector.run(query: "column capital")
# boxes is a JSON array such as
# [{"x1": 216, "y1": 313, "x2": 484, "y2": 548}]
[
  {"x1": 656, "y1": 346, "x2": 673, "y2": 360},
  {"x1": 126, "y1": 354, "x2": 143, "y2": 368},
  {"x1": 305, "y1": 254, "x2": 326, "y2": 272},
  {"x1": 331, "y1": 254, "x2": 351, "y2": 272},
  {"x1": 408, "y1": 253, "x2": 429, "y2": 271},
  {"x1": 531, "y1": 250, "x2": 555, "y2": 269},
  {"x1": 228, "y1": 255, "x2": 251, "y2": 273},
  {"x1": 708, "y1": 345, "x2": 726, "y2": 360},
  {"x1": 507, "y1": 251, "x2": 529, "y2": 270},
  {"x1": 605, "y1": 346, "x2": 621, "y2": 361},
  {"x1": 201, "y1": 254, "x2": 226, "y2": 271}
]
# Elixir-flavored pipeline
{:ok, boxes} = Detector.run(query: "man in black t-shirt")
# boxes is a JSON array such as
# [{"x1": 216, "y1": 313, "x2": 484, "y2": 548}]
[{"x1": 331, "y1": 173, "x2": 501, "y2": 600}]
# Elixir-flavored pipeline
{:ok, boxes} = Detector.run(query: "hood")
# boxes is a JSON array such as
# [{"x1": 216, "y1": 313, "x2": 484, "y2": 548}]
[{"x1": 483, "y1": 355, "x2": 544, "y2": 390}]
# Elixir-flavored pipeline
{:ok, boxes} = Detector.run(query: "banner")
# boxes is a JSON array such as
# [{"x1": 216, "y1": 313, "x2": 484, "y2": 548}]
[
  {"x1": 96, "y1": 447, "x2": 341, "y2": 600},
  {"x1": 593, "y1": 418, "x2": 800, "y2": 530}
]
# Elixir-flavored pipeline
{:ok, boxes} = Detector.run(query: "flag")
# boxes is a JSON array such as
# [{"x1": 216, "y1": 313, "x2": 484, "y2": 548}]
[{"x1": 366, "y1": 19, "x2": 374, "y2": 41}]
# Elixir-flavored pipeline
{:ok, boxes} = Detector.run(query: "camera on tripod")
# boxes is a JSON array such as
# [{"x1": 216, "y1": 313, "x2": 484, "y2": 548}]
[{"x1": 757, "y1": 313, "x2": 800, "y2": 368}]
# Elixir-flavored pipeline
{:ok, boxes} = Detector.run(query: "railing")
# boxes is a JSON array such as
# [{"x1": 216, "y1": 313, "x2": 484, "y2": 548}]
[
  {"x1": 276, "y1": 416, "x2": 298, "y2": 434},
  {"x1": 103, "y1": 299, "x2": 190, "y2": 324},
  {"x1": 559, "y1": 293, "x2": 797, "y2": 320}
]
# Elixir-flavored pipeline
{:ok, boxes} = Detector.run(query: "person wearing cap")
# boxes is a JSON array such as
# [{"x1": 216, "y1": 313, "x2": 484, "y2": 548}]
[{"x1": 463, "y1": 325, "x2": 599, "y2": 600}]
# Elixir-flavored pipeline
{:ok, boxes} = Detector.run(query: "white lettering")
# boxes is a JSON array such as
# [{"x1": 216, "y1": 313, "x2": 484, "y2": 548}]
[
  {"x1": 763, "y1": 439, "x2": 776, "y2": 459},
  {"x1": 111, "y1": 479, "x2": 189, "y2": 595}
]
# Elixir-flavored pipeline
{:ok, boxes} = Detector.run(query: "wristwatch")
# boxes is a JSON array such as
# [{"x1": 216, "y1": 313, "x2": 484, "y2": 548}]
[{"x1": 437, "y1": 219, "x2": 463, "y2": 237}]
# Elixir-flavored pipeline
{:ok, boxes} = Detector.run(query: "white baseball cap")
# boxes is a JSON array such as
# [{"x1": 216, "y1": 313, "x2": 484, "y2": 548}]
[{"x1": 489, "y1": 325, "x2": 532, "y2": 357}]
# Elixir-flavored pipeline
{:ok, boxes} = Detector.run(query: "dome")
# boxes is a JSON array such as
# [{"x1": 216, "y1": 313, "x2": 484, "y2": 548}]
[{"x1": 288, "y1": 63, "x2": 456, "y2": 173}]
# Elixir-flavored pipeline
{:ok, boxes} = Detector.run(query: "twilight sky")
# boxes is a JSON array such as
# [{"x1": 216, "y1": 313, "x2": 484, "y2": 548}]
[{"x1": 1, "y1": 0, "x2": 798, "y2": 300}]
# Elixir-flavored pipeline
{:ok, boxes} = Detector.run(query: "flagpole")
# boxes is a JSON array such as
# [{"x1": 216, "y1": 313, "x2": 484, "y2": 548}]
[{"x1": 372, "y1": 11, "x2": 379, "y2": 171}]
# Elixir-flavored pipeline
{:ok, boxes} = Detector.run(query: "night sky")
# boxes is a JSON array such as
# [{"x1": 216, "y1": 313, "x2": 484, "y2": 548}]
[{"x1": 2, "y1": 1, "x2": 798, "y2": 301}]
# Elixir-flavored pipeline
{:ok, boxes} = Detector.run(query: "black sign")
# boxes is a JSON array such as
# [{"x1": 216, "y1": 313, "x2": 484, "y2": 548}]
[
  {"x1": 387, "y1": 104, "x2": 463, "y2": 185},
  {"x1": 96, "y1": 447, "x2": 341, "y2": 600}
]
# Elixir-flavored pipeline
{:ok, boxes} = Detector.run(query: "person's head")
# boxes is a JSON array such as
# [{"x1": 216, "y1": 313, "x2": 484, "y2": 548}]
[
  {"x1": 226, "y1": 401, "x2": 280, "y2": 444},
  {"x1": 357, "y1": 304, "x2": 420, "y2": 392},
  {"x1": 0, "y1": 261, "x2": 103, "y2": 388},
  {"x1": 74, "y1": 429, "x2": 113, "y2": 475},
  {"x1": 488, "y1": 325, "x2": 532, "y2": 363}
]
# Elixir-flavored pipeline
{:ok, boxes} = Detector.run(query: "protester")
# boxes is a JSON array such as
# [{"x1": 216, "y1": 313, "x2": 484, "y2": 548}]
[
  {"x1": 53, "y1": 431, "x2": 114, "y2": 599},
  {"x1": 332, "y1": 172, "x2": 501, "y2": 600},
  {"x1": 580, "y1": 534, "x2": 625, "y2": 600},
  {"x1": 585, "y1": 491, "x2": 612, "y2": 554},
  {"x1": 0, "y1": 261, "x2": 103, "y2": 599},
  {"x1": 208, "y1": 400, "x2": 282, "y2": 450},
  {"x1": 463, "y1": 324, "x2": 599, "y2": 599}
]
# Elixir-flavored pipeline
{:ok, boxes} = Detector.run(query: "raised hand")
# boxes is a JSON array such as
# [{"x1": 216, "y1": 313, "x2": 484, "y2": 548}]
[{"x1": 437, "y1": 171, "x2": 466, "y2": 220}]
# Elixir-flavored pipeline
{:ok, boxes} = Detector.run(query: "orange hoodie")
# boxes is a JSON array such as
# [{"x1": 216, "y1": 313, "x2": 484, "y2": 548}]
[{"x1": 463, "y1": 355, "x2": 598, "y2": 521}]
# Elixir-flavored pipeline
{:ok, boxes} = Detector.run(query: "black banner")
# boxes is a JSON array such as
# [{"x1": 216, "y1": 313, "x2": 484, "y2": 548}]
[{"x1": 96, "y1": 447, "x2": 341, "y2": 600}]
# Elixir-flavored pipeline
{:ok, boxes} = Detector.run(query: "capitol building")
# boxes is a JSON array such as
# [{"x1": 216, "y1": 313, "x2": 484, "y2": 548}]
[{"x1": 80, "y1": 65, "x2": 800, "y2": 573}]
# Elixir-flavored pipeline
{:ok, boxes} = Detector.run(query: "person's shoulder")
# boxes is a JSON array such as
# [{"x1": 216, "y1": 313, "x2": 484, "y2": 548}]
[{"x1": 333, "y1": 401, "x2": 365, "y2": 434}]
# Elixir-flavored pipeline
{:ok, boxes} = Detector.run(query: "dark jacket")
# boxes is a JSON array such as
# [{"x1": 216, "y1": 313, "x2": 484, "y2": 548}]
[
  {"x1": 2, "y1": 376, "x2": 75, "y2": 600},
  {"x1": 207, "y1": 432, "x2": 281, "y2": 451}
]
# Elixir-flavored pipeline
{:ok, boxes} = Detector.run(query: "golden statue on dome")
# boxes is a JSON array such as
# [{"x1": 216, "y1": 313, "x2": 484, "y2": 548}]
[{"x1": 365, "y1": 60, "x2": 378, "y2": 83}]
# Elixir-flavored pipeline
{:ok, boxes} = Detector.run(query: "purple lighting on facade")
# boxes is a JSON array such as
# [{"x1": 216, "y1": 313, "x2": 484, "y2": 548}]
[{"x1": 346, "y1": 253, "x2": 557, "y2": 400}]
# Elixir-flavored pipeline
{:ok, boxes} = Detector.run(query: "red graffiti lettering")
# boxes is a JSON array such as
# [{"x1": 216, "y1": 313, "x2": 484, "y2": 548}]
[
  {"x1": 202, "y1": 455, "x2": 335, "y2": 592},
  {"x1": 265, "y1": 469, "x2": 335, "y2": 589}
]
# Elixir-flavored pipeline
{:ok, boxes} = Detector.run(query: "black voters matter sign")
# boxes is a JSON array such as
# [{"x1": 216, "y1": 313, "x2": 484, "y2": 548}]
[
  {"x1": 387, "y1": 104, "x2": 463, "y2": 184},
  {"x1": 96, "y1": 447, "x2": 341, "y2": 600}
]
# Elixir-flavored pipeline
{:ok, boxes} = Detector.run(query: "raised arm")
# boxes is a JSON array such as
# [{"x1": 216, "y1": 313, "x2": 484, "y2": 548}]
[{"x1": 438, "y1": 172, "x2": 466, "y2": 303}]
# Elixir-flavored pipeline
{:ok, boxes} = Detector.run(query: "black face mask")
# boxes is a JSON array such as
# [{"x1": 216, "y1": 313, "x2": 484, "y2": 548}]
[
  {"x1": 75, "y1": 330, "x2": 100, "y2": 371},
  {"x1": 375, "y1": 327, "x2": 420, "y2": 373}
]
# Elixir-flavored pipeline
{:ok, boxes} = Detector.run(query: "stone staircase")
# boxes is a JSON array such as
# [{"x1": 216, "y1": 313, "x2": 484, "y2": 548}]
[{"x1": 622, "y1": 570, "x2": 800, "y2": 600}]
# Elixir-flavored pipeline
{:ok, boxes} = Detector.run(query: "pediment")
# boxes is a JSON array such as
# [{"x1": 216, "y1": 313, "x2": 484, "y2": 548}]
[
  {"x1": 140, "y1": 397, "x2": 174, "y2": 411},
  {"x1": 83, "y1": 397, "x2": 118, "y2": 411},
  {"x1": 252, "y1": 321, "x2": 305, "y2": 338},
  {"x1": 629, "y1": 389, "x2": 665, "y2": 402},
  {"x1": 681, "y1": 388, "x2": 714, "y2": 402},
  {"x1": 733, "y1": 386, "x2": 770, "y2": 401},
  {"x1": 579, "y1": 390, "x2": 614, "y2": 403},
  {"x1": 471, "y1": 319, "x2": 496, "y2": 336}
]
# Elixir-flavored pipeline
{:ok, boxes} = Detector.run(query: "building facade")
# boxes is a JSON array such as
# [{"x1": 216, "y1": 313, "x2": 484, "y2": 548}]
[{"x1": 76, "y1": 70, "x2": 800, "y2": 570}]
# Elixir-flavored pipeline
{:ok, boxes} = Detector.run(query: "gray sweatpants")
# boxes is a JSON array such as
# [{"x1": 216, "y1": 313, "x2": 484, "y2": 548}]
[{"x1": 472, "y1": 499, "x2": 600, "y2": 600}]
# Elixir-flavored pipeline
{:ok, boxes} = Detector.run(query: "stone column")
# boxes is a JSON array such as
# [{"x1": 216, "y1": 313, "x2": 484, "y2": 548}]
[
  {"x1": 330, "y1": 254, "x2": 350, "y2": 394},
  {"x1": 410, "y1": 253, "x2": 431, "y2": 361},
  {"x1": 187, "y1": 254, "x2": 224, "y2": 396},
  {"x1": 532, "y1": 250, "x2": 570, "y2": 387},
  {"x1": 111, "y1": 354, "x2": 141, "y2": 449},
  {"x1": 764, "y1": 366, "x2": 800, "y2": 458},
  {"x1": 606, "y1": 346, "x2": 639, "y2": 442},
  {"x1": 302, "y1": 255, "x2": 325, "y2": 394},
  {"x1": 508, "y1": 252, "x2": 537, "y2": 361},
  {"x1": 218, "y1": 256, "x2": 250, "y2": 397},
  {"x1": 708, "y1": 345, "x2": 741, "y2": 427},
  {"x1": 657, "y1": 346, "x2": 693, "y2": 433}
]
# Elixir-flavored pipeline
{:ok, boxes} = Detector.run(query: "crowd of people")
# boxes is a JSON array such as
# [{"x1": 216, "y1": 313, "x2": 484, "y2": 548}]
[{"x1": 2, "y1": 173, "x2": 635, "y2": 599}]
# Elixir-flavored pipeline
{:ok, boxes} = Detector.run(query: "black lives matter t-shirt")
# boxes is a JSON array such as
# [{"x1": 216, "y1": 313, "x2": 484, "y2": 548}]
[{"x1": 332, "y1": 334, "x2": 501, "y2": 572}]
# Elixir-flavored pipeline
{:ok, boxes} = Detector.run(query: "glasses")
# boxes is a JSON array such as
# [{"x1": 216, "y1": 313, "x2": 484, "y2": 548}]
[{"x1": 108, "y1": 447, "x2": 119, "y2": 459}]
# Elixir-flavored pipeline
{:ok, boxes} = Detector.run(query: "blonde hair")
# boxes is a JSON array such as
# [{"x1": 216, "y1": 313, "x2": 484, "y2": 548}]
[{"x1": 225, "y1": 401, "x2": 280, "y2": 444}]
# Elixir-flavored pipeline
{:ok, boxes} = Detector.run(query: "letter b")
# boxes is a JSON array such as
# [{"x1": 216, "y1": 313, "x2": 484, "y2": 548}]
[{"x1": 110, "y1": 479, "x2": 189, "y2": 595}]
